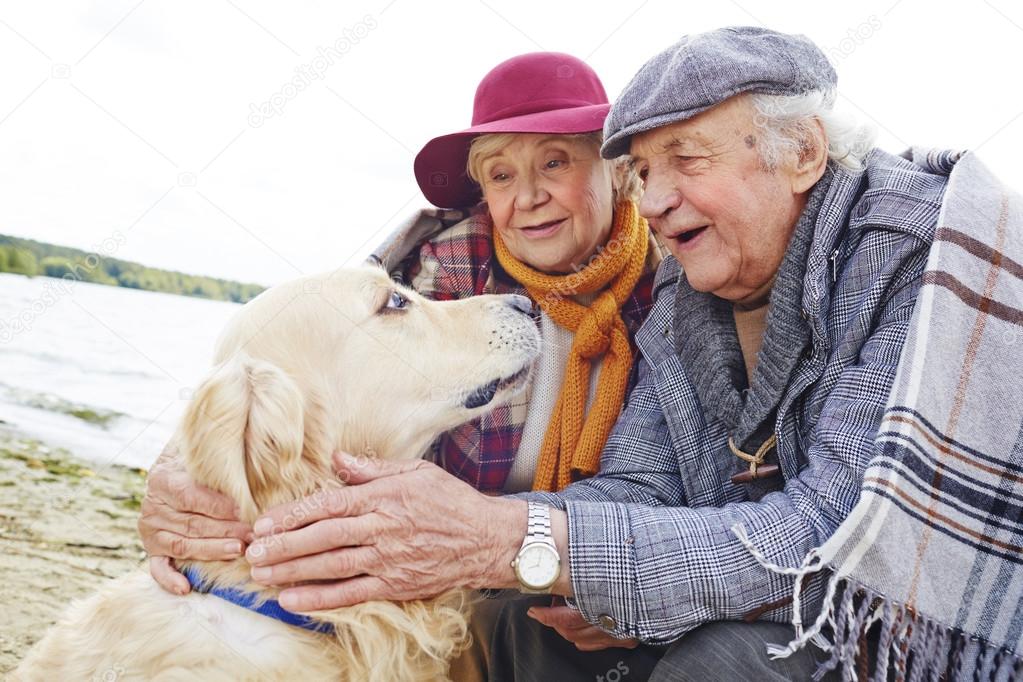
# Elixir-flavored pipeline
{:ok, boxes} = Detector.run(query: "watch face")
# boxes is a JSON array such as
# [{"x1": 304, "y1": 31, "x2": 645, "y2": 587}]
[{"x1": 516, "y1": 543, "x2": 560, "y2": 589}]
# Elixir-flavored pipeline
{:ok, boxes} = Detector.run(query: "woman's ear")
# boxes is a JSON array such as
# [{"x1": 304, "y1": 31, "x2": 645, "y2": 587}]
[
  {"x1": 610, "y1": 156, "x2": 641, "y2": 205},
  {"x1": 789, "y1": 118, "x2": 829, "y2": 194}
]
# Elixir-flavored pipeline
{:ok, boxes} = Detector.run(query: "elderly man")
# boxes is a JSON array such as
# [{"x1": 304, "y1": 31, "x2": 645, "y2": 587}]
[{"x1": 237, "y1": 27, "x2": 1017, "y2": 681}]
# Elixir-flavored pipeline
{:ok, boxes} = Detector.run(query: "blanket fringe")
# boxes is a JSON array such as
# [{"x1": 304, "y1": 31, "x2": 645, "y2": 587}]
[
  {"x1": 732, "y1": 523, "x2": 833, "y2": 652},
  {"x1": 730, "y1": 524, "x2": 1023, "y2": 680}
]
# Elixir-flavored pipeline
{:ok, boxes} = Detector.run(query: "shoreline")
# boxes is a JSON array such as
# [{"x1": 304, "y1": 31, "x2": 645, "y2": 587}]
[{"x1": 0, "y1": 424, "x2": 147, "y2": 673}]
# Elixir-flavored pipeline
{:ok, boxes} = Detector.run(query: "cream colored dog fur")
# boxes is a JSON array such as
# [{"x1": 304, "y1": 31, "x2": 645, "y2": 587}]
[{"x1": 14, "y1": 266, "x2": 540, "y2": 681}]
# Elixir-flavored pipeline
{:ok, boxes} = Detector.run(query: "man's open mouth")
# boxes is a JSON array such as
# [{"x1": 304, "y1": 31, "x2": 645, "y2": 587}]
[
  {"x1": 463, "y1": 366, "x2": 530, "y2": 409},
  {"x1": 675, "y1": 226, "x2": 708, "y2": 244}
]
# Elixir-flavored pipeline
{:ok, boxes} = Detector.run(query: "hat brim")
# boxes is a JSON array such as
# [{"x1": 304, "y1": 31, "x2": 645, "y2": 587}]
[
  {"x1": 414, "y1": 103, "x2": 610, "y2": 209},
  {"x1": 600, "y1": 103, "x2": 719, "y2": 160}
]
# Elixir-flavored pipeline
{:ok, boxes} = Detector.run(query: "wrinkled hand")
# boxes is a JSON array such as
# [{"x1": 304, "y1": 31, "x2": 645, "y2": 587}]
[
  {"x1": 245, "y1": 452, "x2": 520, "y2": 612},
  {"x1": 138, "y1": 445, "x2": 252, "y2": 594},
  {"x1": 528, "y1": 605, "x2": 640, "y2": 652}
]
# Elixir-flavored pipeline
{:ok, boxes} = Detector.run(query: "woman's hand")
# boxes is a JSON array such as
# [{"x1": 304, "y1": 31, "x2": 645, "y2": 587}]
[
  {"x1": 138, "y1": 442, "x2": 252, "y2": 594},
  {"x1": 245, "y1": 452, "x2": 527, "y2": 612},
  {"x1": 528, "y1": 605, "x2": 640, "y2": 652}
]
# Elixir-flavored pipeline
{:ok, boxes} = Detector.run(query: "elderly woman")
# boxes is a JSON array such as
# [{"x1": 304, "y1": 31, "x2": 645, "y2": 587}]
[
  {"x1": 238, "y1": 27, "x2": 1007, "y2": 680},
  {"x1": 136, "y1": 51, "x2": 663, "y2": 674},
  {"x1": 372, "y1": 51, "x2": 661, "y2": 495}
]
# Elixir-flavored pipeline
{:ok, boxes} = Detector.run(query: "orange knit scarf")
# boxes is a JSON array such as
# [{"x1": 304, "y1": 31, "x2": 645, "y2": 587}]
[{"x1": 494, "y1": 201, "x2": 649, "y2": 492}]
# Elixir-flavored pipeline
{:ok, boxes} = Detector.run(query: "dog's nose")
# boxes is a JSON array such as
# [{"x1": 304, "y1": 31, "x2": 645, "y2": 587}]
[{"x1": 505, "y1": 295, "x2": 534, "y2": 316}]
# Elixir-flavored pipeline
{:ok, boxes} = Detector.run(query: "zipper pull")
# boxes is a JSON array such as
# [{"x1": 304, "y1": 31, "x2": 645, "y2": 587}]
[{"x1": 829, "y1": 248, "x2": 840, "y2": 284}]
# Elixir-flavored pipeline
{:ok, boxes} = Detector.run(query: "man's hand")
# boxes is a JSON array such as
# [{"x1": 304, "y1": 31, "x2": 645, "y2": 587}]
[
  {"x1": 245, "y1": 452, "x2": 526, "y2": 612},
  {"x1": 139, "y1": 443, "x2": 252, "y2": 594},
  {"x1": 528, "y1": 605, "x2": 640, "y2": 652}
]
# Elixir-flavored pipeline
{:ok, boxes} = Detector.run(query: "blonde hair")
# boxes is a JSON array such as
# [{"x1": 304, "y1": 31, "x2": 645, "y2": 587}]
[{"x1": 466, "y1": 131, "x2": 641, "y2": 205}]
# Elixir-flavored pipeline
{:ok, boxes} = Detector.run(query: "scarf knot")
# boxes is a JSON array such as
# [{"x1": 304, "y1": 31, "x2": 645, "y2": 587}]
[{"x1": 575, "y1": 291, "x2": 622, "y2": 359}]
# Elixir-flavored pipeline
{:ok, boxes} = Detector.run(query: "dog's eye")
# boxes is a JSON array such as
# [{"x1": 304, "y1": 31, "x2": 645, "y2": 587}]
[{"x1": 385, "y1": 290, "x2": 409, "y2": 311}]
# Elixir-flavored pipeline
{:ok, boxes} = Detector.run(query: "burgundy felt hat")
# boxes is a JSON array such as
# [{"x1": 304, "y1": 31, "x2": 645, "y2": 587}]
[{"x1": 414, "y1": 52, "x2": 611, "y2": 209}]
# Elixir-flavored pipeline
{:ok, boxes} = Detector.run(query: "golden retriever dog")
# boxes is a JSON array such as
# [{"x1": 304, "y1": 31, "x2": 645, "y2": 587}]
[{"x1": 14, "y1": 265, "x2": 540, "y2": 681}]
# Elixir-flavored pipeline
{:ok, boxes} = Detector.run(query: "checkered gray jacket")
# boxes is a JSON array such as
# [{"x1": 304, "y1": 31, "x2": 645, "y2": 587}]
[{"x1": 522, "y1": 148, "x2": 954, "y2": 644}]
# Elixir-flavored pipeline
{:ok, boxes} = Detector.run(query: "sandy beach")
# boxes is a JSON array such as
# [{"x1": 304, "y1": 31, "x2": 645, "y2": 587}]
[
  {"x1": 0, "y1": 423, "x2": 147, "y2": 674},
  {"x1": 0, "y1": 274, "x2": 241, "y2": 674}
]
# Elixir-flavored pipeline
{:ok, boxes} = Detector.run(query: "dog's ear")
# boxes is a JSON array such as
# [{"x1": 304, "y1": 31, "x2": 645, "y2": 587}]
[{"x1": 177, "y1": 354, "x2": 307, "y2": 521}]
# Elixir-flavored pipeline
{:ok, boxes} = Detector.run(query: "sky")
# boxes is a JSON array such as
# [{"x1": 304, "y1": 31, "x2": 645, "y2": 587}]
[{"x1": 1, "y1": 0, "x2": 1022, "y2": 286}]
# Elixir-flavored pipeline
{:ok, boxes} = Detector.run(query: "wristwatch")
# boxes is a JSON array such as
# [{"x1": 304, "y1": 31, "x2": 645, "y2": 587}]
[{"x1": 511, "y1": 501, "x2": 561, "y2": 593}]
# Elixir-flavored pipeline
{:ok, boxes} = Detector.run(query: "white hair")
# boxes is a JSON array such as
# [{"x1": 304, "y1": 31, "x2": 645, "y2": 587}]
[{"x1": 748, "y1": 90, "x2": 875, "y2": 171}]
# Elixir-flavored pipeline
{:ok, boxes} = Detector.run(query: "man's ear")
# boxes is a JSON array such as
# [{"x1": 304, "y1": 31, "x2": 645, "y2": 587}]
[
  {"x1": 177, "y1": 354, "x2": 307, "y2": 521},
  {"x1": 790, "y1": 118, "x2": 829, "y2": 194}
]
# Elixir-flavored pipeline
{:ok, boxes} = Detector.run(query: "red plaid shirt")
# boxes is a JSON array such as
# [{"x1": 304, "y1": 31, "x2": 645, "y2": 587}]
[{"x1": 374, "y1": 208, "x2": 659, "y2": 492}]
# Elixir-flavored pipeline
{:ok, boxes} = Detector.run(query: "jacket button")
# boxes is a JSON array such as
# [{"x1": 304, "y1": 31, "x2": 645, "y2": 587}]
[{"x1": 598, "y1": 614, "x2": 617, "y2": 631}]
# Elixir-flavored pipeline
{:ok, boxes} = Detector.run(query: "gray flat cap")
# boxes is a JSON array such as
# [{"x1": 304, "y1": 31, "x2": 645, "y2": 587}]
[{"x1": 601, "y1": 26, "x2": 837, "y2": 158}]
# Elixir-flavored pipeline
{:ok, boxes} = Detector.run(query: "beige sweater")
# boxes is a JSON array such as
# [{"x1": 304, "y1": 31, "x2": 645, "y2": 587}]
[
  {"x1": 733, "y1": 302, "x2": 770, "y2": 384},
  {"x1": 505, "y1": 307, "x2": 604, "y2": 493}
]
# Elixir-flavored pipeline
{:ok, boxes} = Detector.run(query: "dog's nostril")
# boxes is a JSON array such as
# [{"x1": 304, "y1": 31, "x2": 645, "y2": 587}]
[{"x1": 504, "y1": 294, "x2": 534, "y2": 316}]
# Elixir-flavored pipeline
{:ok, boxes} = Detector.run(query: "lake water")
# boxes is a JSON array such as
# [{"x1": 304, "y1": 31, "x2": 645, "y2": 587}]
[{"x1": 0, "y1": 273, "x2": 241, "y2": 470}]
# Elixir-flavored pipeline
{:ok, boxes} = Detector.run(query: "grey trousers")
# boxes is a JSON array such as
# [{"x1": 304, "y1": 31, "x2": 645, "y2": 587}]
[
  {"x1": 450, "y1": 594, "x2": 838, "y2": 682},
  {"x1": 648, "y1": 621, "x2": 838, "y2": 681}
]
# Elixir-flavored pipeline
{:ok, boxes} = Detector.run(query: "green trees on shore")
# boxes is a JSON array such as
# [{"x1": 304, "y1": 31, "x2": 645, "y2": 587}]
[
  {"x1": 0, "y1": 245, "x2": 38, "y2": 276},
  {"x1": 0, "y1": 235, "x2": 265, "y2": 303}
]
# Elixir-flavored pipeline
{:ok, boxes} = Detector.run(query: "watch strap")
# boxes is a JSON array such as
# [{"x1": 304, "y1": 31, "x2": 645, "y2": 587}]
[{"x1": 523, "y1": 501, "x2": 555, "y2": 547}]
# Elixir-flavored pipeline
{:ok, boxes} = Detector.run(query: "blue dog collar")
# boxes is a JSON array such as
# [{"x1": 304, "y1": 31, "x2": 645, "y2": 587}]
[{"x1": 182, "y1": 565, "x2": 334, "y2": 635}]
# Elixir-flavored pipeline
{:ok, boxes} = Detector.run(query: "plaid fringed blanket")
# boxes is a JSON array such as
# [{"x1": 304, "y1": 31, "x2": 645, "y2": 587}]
[{"x1": 768, "y1": 151, "x2": 1023, "y2": 680}]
